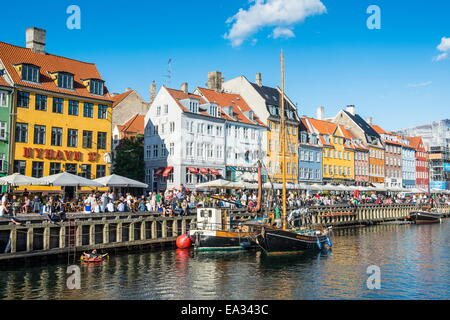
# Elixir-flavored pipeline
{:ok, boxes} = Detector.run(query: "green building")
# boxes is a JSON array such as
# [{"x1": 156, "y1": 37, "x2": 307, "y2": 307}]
[{"x1": 0, "y1": 74, "x2": 13, "y2": 191}]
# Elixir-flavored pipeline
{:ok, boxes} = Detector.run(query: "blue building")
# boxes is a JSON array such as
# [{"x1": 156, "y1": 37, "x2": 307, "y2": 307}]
[
  {"x1": 298, "y1": 120, "x2": 322, "y2": 184},
  {"x1": 402, "y1": 144, "x2": 416, "y2": 189}
]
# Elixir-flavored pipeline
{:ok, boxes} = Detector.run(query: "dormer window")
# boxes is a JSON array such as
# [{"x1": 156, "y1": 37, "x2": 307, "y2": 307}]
[
  {"x1": 21, "y1": 64, "x2": 40, "y2": 83},
  {"x1": 209, "y1": 104, "x2": 218, "y2": 117},
  {"x1": 57, "y1": 72, "x2": 74, "y2": 89},
  {"x1": 89, "y1": 79, "x2": 104, "y2": 95}
]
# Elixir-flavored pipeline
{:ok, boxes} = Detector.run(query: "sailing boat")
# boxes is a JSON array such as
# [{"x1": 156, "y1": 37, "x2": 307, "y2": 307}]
[{"x1": 255, "y1": 50, "x2": 332, "y2": 255}]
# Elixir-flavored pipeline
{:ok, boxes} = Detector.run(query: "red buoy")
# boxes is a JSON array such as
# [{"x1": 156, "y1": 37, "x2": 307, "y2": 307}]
[{"x1": 176, "y1": 234, "x2": 192, "y2": 249}]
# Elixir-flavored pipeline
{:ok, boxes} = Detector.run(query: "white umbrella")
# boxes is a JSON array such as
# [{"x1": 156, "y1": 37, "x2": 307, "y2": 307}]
[
  {"x1": 93, "y1": 174, "x2": 148, "y2": 188},
  {"x1": 195, "y1": 179, "x2": 235, "y2": 189},
  {"x1": 37, "y1": 172, "x2": 103, "y2": 187},
  {"x1": 0, "y1": 173, "x2": 44, "y2": 187}
]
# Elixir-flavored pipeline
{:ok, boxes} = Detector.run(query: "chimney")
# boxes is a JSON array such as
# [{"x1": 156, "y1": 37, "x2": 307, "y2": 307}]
[
  {"x1": 346, "y1": 105, "x2": 356, "y2": 116},
  {"x1": 207, "y1": 71, "x2": 223, "y2": 92},
  {"x1": 181, "y1": 82, "x2": 188, "y2": 94},
  {"x1": 316, "y1": 106, "x2": 324, "y2": 120},
  {"x1": 150, "y1": 80, "x2": 157, "y2": 103},
  {"x1": 256, "y1": 73, "x2": 262, "y2": 87},
  {"x1": 366, "y1": 117, "x2": 373, "y2": 125},
  {"x1": 26, "y1": 27, "x2": 46, "y2": 54}
]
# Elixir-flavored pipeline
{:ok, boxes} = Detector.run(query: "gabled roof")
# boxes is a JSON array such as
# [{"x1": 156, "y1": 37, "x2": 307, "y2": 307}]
[
  {"x1": 305, "y1": 117, "x2": 337, "y2": 136},
  {"x1": 371, "y1": 124, "x2": 386, "y2": 134},
  {"x1": 343, "y1": 110, "x2": 380, "y2": 139},
  {"x1": 0, "y1": 41, "x2": 111, "y2": 102},
  {"x1": 405, "y1": 136, "x2": 423, "y2": 150},
  {"x1": 250, "y1": 82, "x2": 297, "y2": 114},
  {"x1": 112, "y1": 90, "x2": 133, "y2": 108},
  {"x1": 118, "y1": 114, "x2": 145, "y2": 135},
  {"x1": 196, "y1": 87, "x2": 265, "y2": 126},
  {"x1": 0, "y1": 75, "x2": 11, "y2": 87}
]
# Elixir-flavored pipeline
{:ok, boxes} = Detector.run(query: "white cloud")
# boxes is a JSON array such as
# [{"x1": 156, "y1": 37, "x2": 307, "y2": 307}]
[
  {"x1": 224, "y1": 0, "x2": 327, "y2": 47},
  {"x1": 433, "y1": 37, "x2": 450, "y2": 62},
  {"x1": 271, "y1": 27, "x2": 295, "y2": 39},
  {"x1": 407, "y1": 81, "x2": 432, "y2": 88}
]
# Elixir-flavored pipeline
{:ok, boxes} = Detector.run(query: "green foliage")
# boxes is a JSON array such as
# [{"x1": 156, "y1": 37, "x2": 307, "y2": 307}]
[{"x1": 113, "y1": 135, "x2": 145, "y2": 182}]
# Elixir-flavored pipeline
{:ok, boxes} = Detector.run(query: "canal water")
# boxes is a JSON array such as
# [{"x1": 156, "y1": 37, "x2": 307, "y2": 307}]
[{"x1": 0, "y1": 220, "x2": 449, "y2": 300}]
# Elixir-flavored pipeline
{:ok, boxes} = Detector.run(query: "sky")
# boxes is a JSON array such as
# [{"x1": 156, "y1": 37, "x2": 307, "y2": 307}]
[{"x1": 1, "y1": 0, "x2": 449, "y2": 131}]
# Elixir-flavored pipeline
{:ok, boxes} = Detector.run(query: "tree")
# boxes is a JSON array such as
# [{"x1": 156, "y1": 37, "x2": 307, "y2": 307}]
[{"x1": 113, "y1": 135, "x2": 145, "y2": 182}]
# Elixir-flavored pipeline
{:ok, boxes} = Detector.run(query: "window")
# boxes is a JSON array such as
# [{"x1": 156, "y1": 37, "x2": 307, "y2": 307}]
[
  {"x1": 14, "y1": 160, "x2": 26, "y2": 175},
  {"x1": 17, "y1": 91, "x2": 30, "y2": 108},
  {"x1": 207, "y1": 144, "x2": 213, "y2": 158},
  {"x1": 0, "y1": 122, "x2": 7, "y2": 140},
  {"x1": 0, "y1": 91, "x2": 7, "y2": 107},
  {"x1": 34, "y1": 125, "x2": 46, "y2": 145},
  {"x1": 96, "y1": 165, "x2": 106, "y2": 178},
  {"x1": 22, "y1": 64, "x2": 39, "y2": 83},
  {"x1": 89, "y1": 80, "x2": 104, "y2": 95},
  {"x1": 68, "y1": 100, "x2": 79, "y2": 116},
  {"x1": 67, "y1": 129, "x2": 78, "y2": 147},
  {"x1": 83, "y1": 130, "x2": 93, "y2": 148},
  {"x1": 0, "y1": 153, "x2": 5, "y2": 172},
  {"x1": 98, "y1": 105, "x2": 108, "y2": 119},
  {"x1": 169, "y1": 143, "x2": 174, "y2": 156},
  {"x1": 186, "y1": 142, "x2": 193, "y2": 157},
  {"x1": 209, "y1": 105, "x2": 218, "y2": 117},
  {"x1": 97, "y1": 132, "x2": 107, "y2": 149},
  {"x1": 58, "y1": 73, "x2": 73, "y2": 89},
  {"x1": 145, "y1": 145, "x2": 151, "y2": 159},
  {"x1": 51, "y1": 127, "x2": 62, "y2": 146},
  {"x1": 161, "y1": 143, "x2": 167, "y2": 157},
  {"x1": 35, "y1": 94, "x2": 47, "y2": 111},
  {"x1": 80, "y1": 164, "x2": 92, "y2": 179},
  {"x1": 156, "y1": 106, "x2": 161, "y2": 116},
  {"x1": 50, "y1": 162, "x2": 61, "y2": 175},
  {"x1": 65, "y1": 163, "x2": 77, "y2": 174},
  {"x1": 207, "y1": 125, "x2": 213, "y2": 135},
  {"x1": 52, "y1": 97, "x2": 64, "y2": 113},
  {"x1": 15, "y1": 123, "x2": 28, "y2": 143},
  {"x1": 32, "y1": 161, "x2": 44, "y2": 178},
  {"x1": 170, "y1": 122, "x2": 175, "y2": 133},
  {"x1": 164, "y1": 104, "x2": 169, "y2": 114},
  {"x1": 84, "y1": 103, "x2": 93, "y2": 118},
  {"x1": 153, "y1": 145, "x2": 158, "y2": 158}
]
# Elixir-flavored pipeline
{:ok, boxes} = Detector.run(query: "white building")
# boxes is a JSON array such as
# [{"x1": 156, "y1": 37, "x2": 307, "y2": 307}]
[
  {"x1": 144, "y1": 84, "x2": 228, "y2": 191},
  {"x1": 195, "y1": 87, "x2": 267, "y2": 182}
]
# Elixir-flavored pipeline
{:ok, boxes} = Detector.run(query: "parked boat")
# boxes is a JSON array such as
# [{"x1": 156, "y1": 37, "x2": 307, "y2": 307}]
[{"x1": 406, "y1": 211, "x2": 442, "y2": 224}]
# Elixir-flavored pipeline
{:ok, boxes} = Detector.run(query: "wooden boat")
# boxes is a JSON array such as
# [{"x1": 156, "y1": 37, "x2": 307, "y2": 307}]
[
  {"x1": 80, "y1": 254, "x2": 108, "y2": 263},
  {"x1": 406, "y1": 211, "x2": 442, "y2": 224}
]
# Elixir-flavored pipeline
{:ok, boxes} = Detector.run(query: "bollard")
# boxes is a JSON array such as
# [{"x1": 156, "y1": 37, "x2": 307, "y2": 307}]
[
  {"x1": 59, "y1": 226, "x2": 65, "y2": 249},
  {"x1": 129, "y1": 223, "x2": 135, "y2": 242},
  {"x1": 43, "y1": 227, "x2": 50, "y2": 250},
  {"x1": 103, "y1": 224, "x2": 109, "y2": 244}
]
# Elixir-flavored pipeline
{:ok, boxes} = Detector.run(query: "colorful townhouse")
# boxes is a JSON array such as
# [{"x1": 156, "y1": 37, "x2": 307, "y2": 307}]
[
  {"x1": 372, "y1": 125, "x2": 403, "y2": 189},
  {"x1": 406, "y1": 136, "x2": 429, "y2": 191},
  {"x1": 0, "y1": 28, "x2": 113, "y2": 195},
  {"x1": 0, "y1": 74, "x2": 13, "y2": 191},
  {"x1": 332, "y1": 106, "x2": 385, "y2": 185},
  {"x1": 223, "y1": 73, "x2": 299, "y2": 184},
  {"x1": 298, "y1": 118, "x2": 323, "y2": 184},
  {"x1": 352, "y1": 138, "x2": 370, "y2": 186},
  {"x1": 401, "y1": 140, "x2": 416, "y2": 189},
  {"x1": 303, "y1": 117, "x2": 355, "y2": 185}
]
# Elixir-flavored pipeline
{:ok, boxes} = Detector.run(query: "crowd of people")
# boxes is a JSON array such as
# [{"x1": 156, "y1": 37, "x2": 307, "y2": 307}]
[{"x1": 0, "y1": 184, "x2": 449, "y2": 224}]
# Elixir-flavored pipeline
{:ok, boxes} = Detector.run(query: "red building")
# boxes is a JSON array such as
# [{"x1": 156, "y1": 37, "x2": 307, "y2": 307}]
[{"x1": 406, "y1": 136, "x2": 429, "y2": 191}]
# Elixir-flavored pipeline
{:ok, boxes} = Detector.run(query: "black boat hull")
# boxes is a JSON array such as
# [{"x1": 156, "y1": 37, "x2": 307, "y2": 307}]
[
  {"x1": 193, "y1": 232, "x2": 257, "y2": 251},
  {"x1": 407, "y1": 211, "x2": 442, "y2": 224},
  {"x1": 256, "y1": 228, "x2": 330, "y2": 255}
]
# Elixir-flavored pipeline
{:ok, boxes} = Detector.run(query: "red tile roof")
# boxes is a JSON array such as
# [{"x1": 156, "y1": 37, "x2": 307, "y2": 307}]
[
  {"x1": 196, "y1": 87, "x2": 265, "y2": 126},
  {"x1": 0, "y1": 41, "x2": 111, "y2": 102},
  {"x1": 119, "y1": 114, "x2": 145, "y2": 135},
  {"x1": 112, "y1": 90, "x2": 133, "y2": 108},
  {"x1": 304, "y1": 117, "x2": 337, "y2": 136},
  {"x1": 0, "y1": 75, "x2": 10, "y2": 87},
  {"x1": 405, "y1": 136, "x2": 423, "y2": 150},
  {"x1": 371, "y1": 124, "x2": 386, "y2": 134}
]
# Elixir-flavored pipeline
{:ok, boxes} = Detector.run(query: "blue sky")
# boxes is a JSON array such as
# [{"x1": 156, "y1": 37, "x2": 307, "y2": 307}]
[{"x1": 1, "y1": 0, "x2": 449, "y2": 131}]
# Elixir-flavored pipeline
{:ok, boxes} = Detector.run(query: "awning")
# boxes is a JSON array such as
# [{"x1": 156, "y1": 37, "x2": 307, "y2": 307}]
[
  {"x1": 162, "y1": 167, "x2": 174, "y2": 177},
  {"x1": 154, "y1": 167, "x2": 165, "y2": 176},
  {"x1": 187, "y1": 167, "x2": 198, "y2": 175},
  {"x1": 199, "y1": 168, "x2": 209, "y2": 175},
  {"x1": 209, "y1": 168, "x2": 220, "y2": 176}
]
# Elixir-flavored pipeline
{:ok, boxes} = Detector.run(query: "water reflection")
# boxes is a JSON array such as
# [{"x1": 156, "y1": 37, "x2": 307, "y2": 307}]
[{"x1": 0, "y1": 221, "x2": 449, "y2": 300}]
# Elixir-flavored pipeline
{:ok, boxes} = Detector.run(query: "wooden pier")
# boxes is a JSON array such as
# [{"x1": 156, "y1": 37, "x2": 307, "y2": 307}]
[{"x1": 0, "y1": 204, "x2": 449, "y2": 261}]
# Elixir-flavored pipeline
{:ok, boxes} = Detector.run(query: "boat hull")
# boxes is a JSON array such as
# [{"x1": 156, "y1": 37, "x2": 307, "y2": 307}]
[
  {"x1": 192, "y1": 230, "x2": 257, "y2": 251},
  {"x1": 256, "y1": 228, "x2": 329, "y2": 255},
  {"x1": 407, "y1": 211, "x2": 442, "y2": 224}
]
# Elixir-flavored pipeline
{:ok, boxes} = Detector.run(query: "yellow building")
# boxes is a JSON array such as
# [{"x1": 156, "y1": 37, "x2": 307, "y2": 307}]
[
  {"x1": 306, "y1": 118, "x2": 355, "y2": 184},
  {"x1": 0, "y1": 28, "x2": 112, "y2": 194}
]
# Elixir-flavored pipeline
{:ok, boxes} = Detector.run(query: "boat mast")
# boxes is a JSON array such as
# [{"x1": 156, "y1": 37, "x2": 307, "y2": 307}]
[{"x1": 280, "y1": 50, "x2": 287, "y2": 230}]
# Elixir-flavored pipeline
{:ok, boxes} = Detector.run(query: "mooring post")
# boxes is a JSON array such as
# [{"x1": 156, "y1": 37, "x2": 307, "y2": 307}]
[
  {"x1": 43, "y1": 227, "x2": 50, "y2": 250},
  {"x1": 172, "y1": 219, "x2": 178, "y2": 237},
  {"x1": 129, "y1": 223, "x2": 135, "y2": 242},
  {"x1": 116, "y1": 223, "x2": 123, "y2": 243},
  {"x1": 162, "y1": 220, "x2": 167, "y2": 238},
  {"x1": 76, "y1": 224, "x2": 83, "y2": 246},
  {"x1": 103, "y1": 224, "x2": 109, "y2": 244},
  {"x1": 59, "y1": 225, "x2": 65, "y2": 249},
  {"x1": 89, "y1": 224, "x2": 95, "y2": 246},
  {"x1": 140, "y1": 221, "x2": 146, "y2": 240},
  {"x1": 181, "y1": 218, "x2": 187, "y2": 234},
  {"x1": 26, "y1": 228, "x2": 34, "y2": 252},
  {"x1": 151, "y1": 221, "x2": 157, "y2": 239}
]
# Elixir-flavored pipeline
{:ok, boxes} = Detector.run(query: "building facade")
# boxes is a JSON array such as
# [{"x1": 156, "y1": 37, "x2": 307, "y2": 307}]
[
  {"x1": 428, "y1": 146, "x2": 450, "y2": 190},
  {"x1": 352, "y1": 141, "x2": 369, "y2": 186},
  {"x1": 407, "y1": 136, "x2": 429, "y2": 191},
  {"x1": 402, "y1": 144, "x2": 416, "y2": 189},
  {"x1": 223, "y1": 73, "x2": 299, "y2": 184},
  {"x1": 298, "y1": 118, "x2": 322, "y2": 184},
  {"x1": 195, "y1": 87, "x2": 267, "y2": 183},
  {"x1": 111, "y1": 89, "x2": 150, "y2": 130},
  {"x1": 0, "y1": 75, "x2": 13, "y2": 191},
  {"x1": 0, "y1": 28, "x2": 113, "y2": 193}
]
